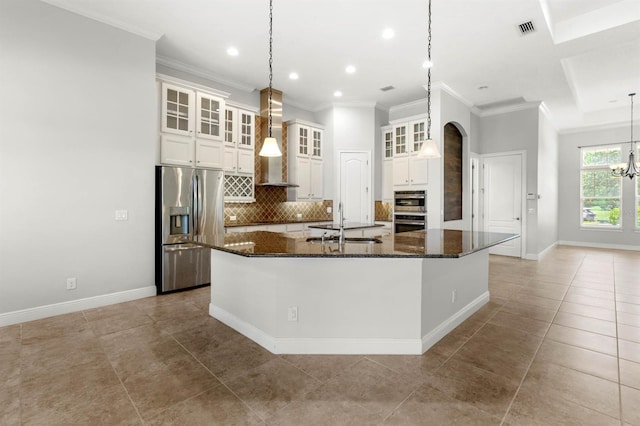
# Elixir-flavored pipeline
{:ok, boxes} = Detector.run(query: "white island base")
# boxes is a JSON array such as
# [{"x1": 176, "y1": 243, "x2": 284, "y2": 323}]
[{"x1": 208, "y1": 249, "x2": 489, "y2": 355}]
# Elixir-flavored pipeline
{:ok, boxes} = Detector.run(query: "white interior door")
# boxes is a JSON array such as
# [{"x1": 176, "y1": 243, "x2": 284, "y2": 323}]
[
  {"x1": 483, "y1": 153, "x2": 523, "y2": 257},
  {"x1": 339, "y1": 152, "x2": 371, "y2": 224}
]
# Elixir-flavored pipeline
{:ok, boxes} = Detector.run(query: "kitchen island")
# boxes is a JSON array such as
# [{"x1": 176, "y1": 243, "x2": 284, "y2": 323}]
[{"x1": 197, "y1": 230, "x2": 517, "y2": 355}]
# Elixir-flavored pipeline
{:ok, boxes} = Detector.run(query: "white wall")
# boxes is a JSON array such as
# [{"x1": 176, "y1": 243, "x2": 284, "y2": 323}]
[
  {"x1": 537, "y1": 108, "x2": 559, "y2": 253},
  {"x1": 558, "y1": 125, "x2": 640, "y2": 248},
  {"x1": 0, "y1": 0, "x2": 157, "y2": 316},
  {"x1": 477, "y1": 106, "x2": 540, "y2": 257},
  {"x1": 374, "y1": 107, "x2": 389, "y2": 200}
]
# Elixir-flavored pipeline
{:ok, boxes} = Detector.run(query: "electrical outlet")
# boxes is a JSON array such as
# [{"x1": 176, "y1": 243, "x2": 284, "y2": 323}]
[
  {"x1": 296, "y1": 213, "x2": 302, "y2": 219},
  {"x1": 287, "y1": 306, "x2": 298, "y2": 322},
  {"x1": 114, "y1": 210, "x2": 128, "y2": 221},
  {"x1": 230, "y1": 215, "x2": 237, "y2": 221},
  {"x1": 327, "y1": 207, "x2": 332, "y2": 213},
  {"x1": 66, "y1": 277, "x2": 77, "y2": 290},
  {"x1": 451, "y1": 290, "x2": 457, "y2": 303}
]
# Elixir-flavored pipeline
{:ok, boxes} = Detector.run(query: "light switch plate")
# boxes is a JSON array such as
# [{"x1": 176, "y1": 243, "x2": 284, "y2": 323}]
[{"x1": 115, "y1": 210, "x2": 128, "y2": 221}]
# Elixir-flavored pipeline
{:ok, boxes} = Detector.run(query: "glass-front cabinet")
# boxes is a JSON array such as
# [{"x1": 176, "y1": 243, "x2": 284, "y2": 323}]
[
  {"x1": 287, "y1": 119, "x2": 324, "y2": 201},
  {"x1": 224, "y1": 107, "x2": 254, "y2": 149},
  {"x1": 411, "y1": 120, "x2": 426, "y2": 153},
  {"x1": 393, "y1": 124, "x2": 408, "y2": 156},
  {"x1": 196, "y1": 92, "x2": 224, "y2": 141},
  {"x1": 161, "y1": 83, "x2": 194, "y2": 136}
]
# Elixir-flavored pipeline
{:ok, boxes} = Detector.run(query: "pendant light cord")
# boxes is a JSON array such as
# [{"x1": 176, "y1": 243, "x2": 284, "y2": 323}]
[
  {"x1": 427, "y1": 0, "x2": 432, "y2": 140},
  {"x1": 268, "y1": 0, "x2": 273, "y2": 138}
]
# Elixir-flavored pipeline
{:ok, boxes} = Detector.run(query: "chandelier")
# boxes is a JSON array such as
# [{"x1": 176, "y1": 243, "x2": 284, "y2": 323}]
[
  {"x1": 417, "y1": 0, "x2": 441, "y2": 159},
  {"x1": 259, "y1": 0, "x2": 282, "y2": 157},
  {"x1": 610, "y1": 93, "x2": 639, "y2": 179}
]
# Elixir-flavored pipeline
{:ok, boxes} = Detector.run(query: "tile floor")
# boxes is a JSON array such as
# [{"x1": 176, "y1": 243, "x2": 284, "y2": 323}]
[{"x1": 1, "y1": 245, "x2": 639, "y2": 425}]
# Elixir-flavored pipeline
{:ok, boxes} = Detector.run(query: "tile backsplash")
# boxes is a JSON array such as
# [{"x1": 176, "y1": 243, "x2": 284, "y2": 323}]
[
  {"x1": 225, "y1": 186, "x2": 333, "y2": 225},
  {"x1": 375, "y1": 201, "x2": 393, "y2": 222}
]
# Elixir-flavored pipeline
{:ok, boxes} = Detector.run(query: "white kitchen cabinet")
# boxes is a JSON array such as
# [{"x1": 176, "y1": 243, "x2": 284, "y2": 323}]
[
  {"x1": 224, "y1": 106, "x2": 254, "y2": 150},
  {"x1": 161, "y1": 82, "x2": 195, "y2": 137},
  {"x1": 160, "y1": 80, "x2": 225, "y2": 168},
  {"x1": 224, "y1": 147, "x2": 254, "y2": 174},
  {"x1": 195, "y1": 92, "x2": 224, "y2": 141},
  {"x1": 287, "y1": 119, "x2": 324, "y2": 201},
  {"x1": 387, "y1": 117, "x2": 429, "y2": 189},
  {"x1": 382, "y1": 127, "x2": 393, "y2": 160}
]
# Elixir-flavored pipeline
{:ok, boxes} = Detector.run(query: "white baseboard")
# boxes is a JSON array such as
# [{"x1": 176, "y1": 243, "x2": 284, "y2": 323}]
[
  {"x1": 558, "y1": 240, "x2": 640, "y2": 252},
  {"x1": 525, "y1": 241, "x2": 559, "y2": 261},
  {"x1": 0, "y1": 286, "x2": 157, "y2": 327},
  {"x1": 421, "y1": 291, "x2": 490, "y2": 353},
  {"x1": 210, "y1": 293, "x2": 490, "y2": 356}
]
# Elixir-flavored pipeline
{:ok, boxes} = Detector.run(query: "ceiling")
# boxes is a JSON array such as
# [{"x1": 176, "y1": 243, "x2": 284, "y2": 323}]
[{"x1": 41, "y1": 0, "x2": 640, "y2": 132}]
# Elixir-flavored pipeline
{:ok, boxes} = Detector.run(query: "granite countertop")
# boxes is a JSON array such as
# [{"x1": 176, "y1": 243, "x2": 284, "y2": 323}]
[
  {"x1": 308, "y1": 222, "x2": 385, "y2": 231},
  {"x1": 193, "y1": 229, "x2": 519, "y2": 258},
  {"x1": 225, "y1": 219, "x2": 332, "y2": 228}
]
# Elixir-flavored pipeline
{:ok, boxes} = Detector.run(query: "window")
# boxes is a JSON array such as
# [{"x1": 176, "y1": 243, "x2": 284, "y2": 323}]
[{"x1": 580, "y1": 146, "x2": 622, "y2": 228}]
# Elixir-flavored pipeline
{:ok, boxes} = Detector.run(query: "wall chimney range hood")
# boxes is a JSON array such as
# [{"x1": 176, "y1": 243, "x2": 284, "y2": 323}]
[{"x1": 256, "y1": 87, "x2": 298, "y2": 187}]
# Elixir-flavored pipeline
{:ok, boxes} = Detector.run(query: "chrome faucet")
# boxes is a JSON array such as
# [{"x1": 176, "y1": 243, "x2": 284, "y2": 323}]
[{"x1": 338, "y1": 201, "x2": 345, "y2": 244}]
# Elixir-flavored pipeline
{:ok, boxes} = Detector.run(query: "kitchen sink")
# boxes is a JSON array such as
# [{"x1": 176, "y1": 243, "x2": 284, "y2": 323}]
[{"x1": 306, "y1": 236, "x2": 382, "y2": 244}]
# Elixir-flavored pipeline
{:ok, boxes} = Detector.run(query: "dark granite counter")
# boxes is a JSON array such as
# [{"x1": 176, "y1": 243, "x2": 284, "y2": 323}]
[
  {"x1": 308, "y1": 222, "x2": 384, "y2": 231},
  {"x1": 194, "y1": 229, "x2": 518, "y2": 258},
  {"x1": 225, "y1": 220, "x2": 331, "y2": 228}
]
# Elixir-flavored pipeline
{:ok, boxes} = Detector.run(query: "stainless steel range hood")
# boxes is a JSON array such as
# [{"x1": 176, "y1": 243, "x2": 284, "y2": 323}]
[{"x1": 256, "y1": 87, "x2": 298, "y2": 187}]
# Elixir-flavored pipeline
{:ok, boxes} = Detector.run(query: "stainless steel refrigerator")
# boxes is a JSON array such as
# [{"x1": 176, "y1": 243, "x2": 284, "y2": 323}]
[{"x1": 155, "y1": 165, "x2": 224, "y2": 294}]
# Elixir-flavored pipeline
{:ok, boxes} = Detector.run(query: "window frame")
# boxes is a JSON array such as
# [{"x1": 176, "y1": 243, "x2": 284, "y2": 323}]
[{"x1": 579, "y1": 145, "x2": 623, "y2": 229}]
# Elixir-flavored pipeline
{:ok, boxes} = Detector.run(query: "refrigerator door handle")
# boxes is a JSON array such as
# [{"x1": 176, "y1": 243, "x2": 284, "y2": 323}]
[{"x1": 192, "y1": 174, "x2": 198, "y2": 236}]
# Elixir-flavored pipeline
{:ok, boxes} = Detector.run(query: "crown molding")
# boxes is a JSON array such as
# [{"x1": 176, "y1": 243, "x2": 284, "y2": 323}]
[
  {"x1": 155, "y1": 73, "x2": 230, "y2": 99},
  {"x1": 156, "y1": 55, "x2": 256, "y2": 93},
  {"x1": 559, "y1": 119, "x2": 640, "y2": 135},
  {"x1": 41, "y1": 0, "x2": 162, "y2": 40},
  {"x1": 429, "y1": 82, "x2": 474, "y2": 108},
  {"x1": 473, "y1": 101, "x2": 542, "y2": 117},
  {"x1": 388, "y1": 98, "x2": 428, "y2": 115}
]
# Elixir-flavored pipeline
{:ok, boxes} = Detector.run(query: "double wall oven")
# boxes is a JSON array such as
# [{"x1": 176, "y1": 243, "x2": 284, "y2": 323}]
[{"x1": 394, "y1": 190, "x2": 427, "y2": 233}]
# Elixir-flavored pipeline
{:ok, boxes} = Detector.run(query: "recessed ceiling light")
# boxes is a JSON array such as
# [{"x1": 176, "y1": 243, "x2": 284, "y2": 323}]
[
  {"x1": 227, "y1": 47, "x2": 239, "y2": 56},
  {"x1": 334, "y1": 91, "x2": 343, "y2": 97},
  {"x1": 345, "y1": 65, "x2": 356, "y2": 74},
  {"x1": 289, "y1": 72, "x2": 299, "y2": 80},
  {"x1": 608, "y1": 99, "x2": 618, "y2": 103},
  {"x1": 478, "y1": 85, "x2": 489, "y2": 90},
  {"x1": 422, "y1": 60, "x2": 433, "y2": 69},
  {"x1": 382, "y1": 28, "x2": 395, "y2": 39}
]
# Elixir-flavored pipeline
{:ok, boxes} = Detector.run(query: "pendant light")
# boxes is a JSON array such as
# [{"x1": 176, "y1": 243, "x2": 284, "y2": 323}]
[
  {"x1": 259, "y1": 0, "x2": 282, "y2": 157},
  {"x1": 417, "y1": 0, "x2": 441, "y2": 159},
  {"x1": 610, "y1": 93, "x2": 639, "y2": 179}
]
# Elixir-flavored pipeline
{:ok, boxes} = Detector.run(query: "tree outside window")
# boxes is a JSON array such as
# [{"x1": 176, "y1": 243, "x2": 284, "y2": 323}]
[{"x1": 580, "y1": 146, "x2": 622, "y2": 227}]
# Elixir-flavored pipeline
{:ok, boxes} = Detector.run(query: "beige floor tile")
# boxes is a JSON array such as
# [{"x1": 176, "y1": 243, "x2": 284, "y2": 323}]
[
  {"x1": 146, "y1": 385, "x2": 262, "y2": 425},
  {"x1": 570, "y1": 279, "x2": 615, "y2": 292},
  {"x1": 281, "y1": 354, "x2": 364, "y2": 382},
  {"x1": 427, "y1": 358, "x2": 519, "y2": 418},
  {"x1": 530, "y1": 273, "x2": 573, "y2": 285},
  {"x1": 106, "y1": 335, "x2": 221, "y2": 420},
  {"x1": 517, "y1": 285, "x2": 567, "y2": 301},
  {"x1": 620, "y1": 324, "x2": 640, "y2": 343},
  {"x1": 563, "y1": 293, "x2": 616, "y2": 310},
  {"x1": 617, "y1": 285, "x2": 640, "y2": 297},
  {"x1": 504, "y1": 381, "x2": 620, "y2": 426},
  {"x1": 621, "y1": 385, "x2": 640, "y2": 426},
  {"x1": 545, "y1": 324, "x2": 618, "y2": 356},
  {"x1": 174, "y1": 327, "x2": 276, "y2": 383},
  {"x1": 527, "y1": 279, "x2": 571, "y2": 291},
  {"x1": 99, "y1": 323, "x2": 170, "y2": 359},
  {"x1": 365, "y1": 353, "x2": 446, "y2": 383},
  {"x1": 617, "y1": 293, "x2": 640, "y2": 306},
  {"x1": 385, "y1": 384, "x2": 502, "y2": 425},
  {"x1": 20, "y1": 364, "x2": 140, "y2": 425},
  {"x1": 523, "y1": 360, "x2": 620, "y2": 419},
  {"x1": 317, "y1": 358, "x2": 420, "y2": 418},
  {"x1": 535, "y1": 340, "x2": 619, "y2": 382},
  {"x1": 0, "y1": 381, "x2": 20, "y2": 426},
  {"x1": 20, "y1": 328, "x2": 108, "y2": 382},
  {"x1": 510, "y1": 293, "x2": 562, "y2": 310},
  {"x1": 559, "y1": 301, "x2": 616, "y2": 322},
  {"x1": 620, "y1": 339, "x2": 640, "y2": 363},
  {"x1": 488, "y1": 281, "x2": 522, "y2": 300},
  {"x1": 620, "y1": 359, "x2": 640, "y2": 390},
  {"x1": 499, "y1": 300, "x2": 558, "y2": 322},
  {"x1": 488, "y1": 310, "x2": 550, "y2": 337},
  {"x1": 552, "y1": 311, "x2": 617, "y2": 337},
  {"x1": 87, "y1": 310, "x2": 153, "y2": 337},
  {"x1": 21, "y1": 312, "x2": 90, "y2": 344},
  {"x1": 426, "y1": 329, "x2": 470, "y2": 358},
  {"x1": 142, "y1": 301, "x2": 211, "y2": 335},
  {"x1": 619, "y1": 302, "x2": 640, "y2": 315},
  {"x1": 566, "y1": 286, "x2": 614, "y2": 300},
  {"x1": 619, "y1": 311, "x2": 640, "y2": 327},
  {"x1": 224, "y1": 357, "x2": 323, "y2": 420}
]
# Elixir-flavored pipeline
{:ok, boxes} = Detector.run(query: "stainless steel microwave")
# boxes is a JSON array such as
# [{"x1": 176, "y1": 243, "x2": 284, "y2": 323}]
[{"x1": 394, "y1": 190, "x2": 426, "y2": 213}]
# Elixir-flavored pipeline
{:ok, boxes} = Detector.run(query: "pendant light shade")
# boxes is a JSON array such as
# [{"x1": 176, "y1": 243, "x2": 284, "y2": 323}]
[
  {"x1": 259, "y1": 137, "x2": 282, "y2": 157},
  {"x1": 259, "y1": 0, "x2": 282, "y2": 158},
  {"x1": 418, "y1": 139, "x2": 441, "y2": 158},
  {"x1": 422, "y1": 0, "x2": 441, "y2": 159}
]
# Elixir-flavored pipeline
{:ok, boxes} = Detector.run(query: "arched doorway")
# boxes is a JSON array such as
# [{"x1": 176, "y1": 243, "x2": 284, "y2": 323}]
[{"x1": 444, "y1": 123, "x2": 463, "y2": 222}]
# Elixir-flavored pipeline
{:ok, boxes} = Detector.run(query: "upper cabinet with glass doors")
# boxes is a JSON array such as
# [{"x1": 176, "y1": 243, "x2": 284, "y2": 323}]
[
  {"x1": 161, "y1": 83, "x2": 195, "y2": 136},
  {"x1": 224, "y1": 107, "x2": 254, "y2": 150},
  {"x1": 196, "y1": 92, "x2": 224, "y2": 141}
]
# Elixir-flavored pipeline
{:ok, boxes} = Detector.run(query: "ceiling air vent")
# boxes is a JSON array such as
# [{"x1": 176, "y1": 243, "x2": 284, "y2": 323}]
[
  {"x1": 517, "y1": 21, "x2": 535, "y2": 35},
  {"x1": 380, "y1": 85, "x2": 395, "y2": 92}
]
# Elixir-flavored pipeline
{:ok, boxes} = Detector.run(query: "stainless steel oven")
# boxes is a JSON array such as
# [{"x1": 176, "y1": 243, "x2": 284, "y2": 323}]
[
  {"x1": 394, "y1": 190, "x2": 426, "y2": 213},
  {"x1": 394, "y1": 214, "x2": 427, "y2": 233},
  {"x1": 394, "y1": 190, "x2": 427, "y2": 233}
]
